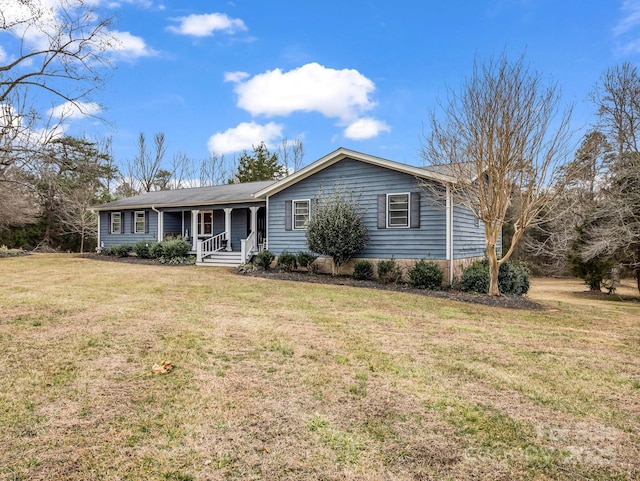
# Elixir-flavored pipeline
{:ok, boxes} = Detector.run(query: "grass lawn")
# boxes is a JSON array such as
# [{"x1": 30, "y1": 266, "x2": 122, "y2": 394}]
[{"x1": 1, "y1": 254, "x2": 639, "y2": 480}]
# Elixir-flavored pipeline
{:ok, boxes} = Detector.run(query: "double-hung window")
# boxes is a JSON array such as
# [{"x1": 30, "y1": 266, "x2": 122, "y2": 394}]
[
  {"x1": 387, "y1": 193, "x2": 409, "y2": 228},
  {"x1": 293, "y1": 200, "x2": 310, "y2": 229},
  {"x1": 134, "y1": 211, "x2": 146, "y2": 234},
  {"x1": 110, "y1": 212, "x2": 122, "y2": 234}
]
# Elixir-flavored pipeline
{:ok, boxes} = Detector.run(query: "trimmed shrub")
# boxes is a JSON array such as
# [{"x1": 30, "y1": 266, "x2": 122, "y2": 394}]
[
  {"x1": 133, "y1": 240, "x2": 155, "y2": 259},
  {"x1": 498, "y1": 261, "x2": 531, "y2": 295},
  {"x1": 149, "y1": 242, "x2": 164, "y2": 259},
  {"x1": 254, "y1": 249, "x2": 275, "y2": 269},
  {"x1": 296, "y1": 251, "x2": 318, "y2": 270},
  {"x1": 408, "y1": 260, "x2": 444, "y2": 290},
  {"x1": 111, "y1": 244, "x2": 133, "y2": 257},
  {"x1": 306, "y1": 191, "x2": 369, "y2": 275},
  {"x1": 377, "y1": 258, "x2": 403, "y2": 284},
  {"x1": 277, "y1": 250, "x2": 298, "y2": 271},
  {"x1": 457, "y1": 259, "x2": 530, "y2": 295},
  {"x1": 160, "y1": 239, "x2": 191, "y2": 259},
  {"x1": 457, "y1": 260, "x2": 490, "y2": 293},
  {"x1": 352, "y1": 260, "x2": 374, "y2": 280}
]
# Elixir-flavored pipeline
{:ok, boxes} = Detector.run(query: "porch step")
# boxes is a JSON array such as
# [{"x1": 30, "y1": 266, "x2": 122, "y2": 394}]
[{"x1": 197, "y1": 251, "x2": 243, "y2": 267}]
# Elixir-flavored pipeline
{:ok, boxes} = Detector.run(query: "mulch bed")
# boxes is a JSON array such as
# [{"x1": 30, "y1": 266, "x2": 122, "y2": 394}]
[{"x1": 243, "y1": 269, "x2": 548, "y2": 311}]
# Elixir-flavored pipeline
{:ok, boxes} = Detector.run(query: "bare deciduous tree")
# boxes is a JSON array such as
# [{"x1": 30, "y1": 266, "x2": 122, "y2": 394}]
[
  {"x1": 422, "y1": 53, "x2": 573, "y2": 295},
  {"x1": 122, "y1": 132, "x2": 168, "y2": 194},
  {"x1": 279, "y1": 138, "x2": 304, "y2": 173}
]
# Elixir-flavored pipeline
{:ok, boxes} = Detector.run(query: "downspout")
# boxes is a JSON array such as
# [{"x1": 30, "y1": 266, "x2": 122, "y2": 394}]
[
  {"x1": 93, "y1": 209, "x2": 101, "y2": 252},
  {"x1": 446, "y1": 185, "x2": 454, "y2": 285},
  {"x1": 151, "y1": 205, "x2": 162, "y2": 242}
]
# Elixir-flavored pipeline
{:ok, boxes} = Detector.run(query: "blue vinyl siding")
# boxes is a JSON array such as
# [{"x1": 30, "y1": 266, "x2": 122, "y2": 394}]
[
  {"x1": 99, "y1": 209, "x2": 158, "y2": 247},
  {"x1": 163, "y1": 212, "x2": 184, "y2": 237},
  {"x1": 452, "y1": 204, "x2": 486, "y2": 259},
  {"x1": 267, "y1": 158, "x2": 447, "y2": 259}
]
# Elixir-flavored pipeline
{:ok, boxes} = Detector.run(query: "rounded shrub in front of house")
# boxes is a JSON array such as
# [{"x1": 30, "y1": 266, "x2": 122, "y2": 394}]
[
  {"x1": 352, "y1": 259, "x2": 375, "y2": 280},
  {"x1": 253, "y1": 249, "x2": 275, "y2": 269},
  {"x1": 159, "y1": 239, "x2": 191, "y2": 259},
  {"x1": 457, "y1": 259, "x2": 530, "y2": 295},
  {"x1": 276, "y1": 250, "x2": 298, "y2": 271},
  {"x1": 296, "y1": 251, "x2": 318, "y2": 271},
  {"x1": 149, "y1": 242, "x2": 164, "y2": 259},
  {"x1": 377, "y1": 258, "x2": 403, "y2": 284},
  {"x1": 408, "y1": 260, "x2": 444, "y2": 290},
  {"x1": 133, "y1": 240, "x2": 156, "y2": 259}
]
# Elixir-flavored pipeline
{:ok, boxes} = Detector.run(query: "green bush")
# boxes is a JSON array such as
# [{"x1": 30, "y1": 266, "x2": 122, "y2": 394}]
[
  {"x1": 133, "y1": 240, "x2": 156, "y2": 259},
  {"x1": 352, "y1": 260, "x2": 374, "y2": 280},
  {"x1": 277, "y1": 250, "x2": 298, "y2": 271},
  {"x1": 160, "y1": 239, "x2": 191, "y2": 259},
  {"x1": 149, "y1": 242, "x2": 164, "y2": 259},
  {"x1": 457, "y1": 261, "x2": 489, "y2": 293},
  {"x1": 408, "y1": 260, "x2": 444, "y2": 289},
  {"x1": 296, "y1": 251, "x2": 318, "y2": 270},
  {"x1": 306, "y1": 191, "x2": 369, "y2": 275},
  {"x1": 377, "y1": 258, "x2": 403, "y2": 284},
  {"x1": 498, "y1": 261, "x2": 531, "y2": 295},
  {"x1": 457, "y1": 259, "x2": 530, "y2": 295},
  {"x1": 253, "y1": 249, "x2": 275, "y2": 269},
  {"x1": 110, "y1": 244, "x2": 133, "y2": 257}
]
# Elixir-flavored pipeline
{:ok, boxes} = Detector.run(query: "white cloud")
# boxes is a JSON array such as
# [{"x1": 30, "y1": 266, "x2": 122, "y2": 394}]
[
  {"x1": 614, "y1": 0, "x2": 640, "y2": 36},
  {"x1": 343, "y1": 117, "x2": 391, "y2": 140},
  {"x1": 207, "y1": 121, "x2": 283, "y2": 155},
  {"x1": 48, "y1": 101, "x2": 102, "y2": 120},
  {"x1": 106, "y1": 30, "x2": 158, "y2": 59},
  {"x1": 224, "y1": 71, "x2": 250, "y2": 83},
  {"x1": 0, "y1": 0, "x2": 157, "y2": 60},
  {"x1": 614, "y1": 0, "x2": 640, "y2": 54},
  {"x1": 230, "y1": 62, "x2": 378, "y2": 122},
  {"x1": 0, "y1": 46, "x2": 6, "y2": 63},
  {"x1": 167, "y1": 12, "x2": 247, "y2": 37}
]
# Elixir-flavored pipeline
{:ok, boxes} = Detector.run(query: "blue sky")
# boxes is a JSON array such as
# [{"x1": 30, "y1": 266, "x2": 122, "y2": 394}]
[{"x1": 4, "y1": 0, "x2": 640, "y2": 171}]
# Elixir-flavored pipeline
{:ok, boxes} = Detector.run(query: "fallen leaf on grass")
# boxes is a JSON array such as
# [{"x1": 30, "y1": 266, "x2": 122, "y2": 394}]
[{"x1": 152, "y1": 360, "x2": 173, "y2": 374}]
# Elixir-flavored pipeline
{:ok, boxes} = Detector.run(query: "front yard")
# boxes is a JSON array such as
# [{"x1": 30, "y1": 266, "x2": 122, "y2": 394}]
[{"x1": 1, "y1": 254, "x2": 638, "y2": 480}]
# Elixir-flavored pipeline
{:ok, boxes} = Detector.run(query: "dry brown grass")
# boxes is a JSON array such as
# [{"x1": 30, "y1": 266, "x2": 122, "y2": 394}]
[{"x1": 0, "y1": 254, "x2": 639, "y2": 480}]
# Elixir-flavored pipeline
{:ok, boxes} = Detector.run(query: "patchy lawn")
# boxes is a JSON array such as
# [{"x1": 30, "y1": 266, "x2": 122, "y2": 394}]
[{"x1": 0, "y1": 254, "x2": 638, "y2": 480}]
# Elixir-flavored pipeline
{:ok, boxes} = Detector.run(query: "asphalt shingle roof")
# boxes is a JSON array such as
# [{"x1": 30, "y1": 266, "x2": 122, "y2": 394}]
[{"x1": 94, "y1": 180, "x2": 275, "y2": 211}]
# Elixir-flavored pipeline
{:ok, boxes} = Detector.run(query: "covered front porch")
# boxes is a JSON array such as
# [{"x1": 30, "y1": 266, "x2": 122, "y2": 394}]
[{"x1": 160, "y1": 204, "x2": 266, "y2": 266}]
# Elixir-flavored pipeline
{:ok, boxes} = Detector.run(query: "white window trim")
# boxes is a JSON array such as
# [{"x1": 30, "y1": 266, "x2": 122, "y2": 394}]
[
  {"x1": 292, "y1": 199, "x2": 311, "y2": 230},
  {"x1": 110, "y1": 212, "x2": 122, "y2": 234},
  {"x1": 134, "y1": 211, "x2": 145, "y2": 234},
  {"x1": 386, "y1": 192, "x2": 410, "y2": 229}
]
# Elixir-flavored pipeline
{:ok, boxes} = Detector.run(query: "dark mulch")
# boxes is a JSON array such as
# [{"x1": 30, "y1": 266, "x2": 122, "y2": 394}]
[{"x1": 242, "y1": 269, "x2": 547, "y2": 311}]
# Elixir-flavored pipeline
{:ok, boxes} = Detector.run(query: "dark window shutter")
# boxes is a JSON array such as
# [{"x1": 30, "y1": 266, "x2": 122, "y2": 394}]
[
  {"x1": 410, "y1": 192, "x2": 420, "y2": 228},
  {"x1": 285, "y1": 201, "x2": 292, "y2": 231},
  {"x1": 130, "y1": 212, "x2": 135, "y2": 233},
  {"x1": 108, "y1": 212, "x2": 112, "y2": 234},
  {"x1": 145, "y1": 211, "x2": 149, "y2": 233},
  {"x1": 377, "y1": 194, "x2": 386, "y2": 229}
]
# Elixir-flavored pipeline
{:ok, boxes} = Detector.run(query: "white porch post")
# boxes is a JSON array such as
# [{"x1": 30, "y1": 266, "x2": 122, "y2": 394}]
[
  {"x1": 250, "y1": 206, "x2": 259, "y2": 234},
  {"x1": 224, "y1": 208, "x2": 233, "y2": 251},
  {"x1": 157, "y1": 211, "x2": 164, "y2": 242},
  {"x1": 191, "y1": 209, "x2": 199, "y2": 251}
]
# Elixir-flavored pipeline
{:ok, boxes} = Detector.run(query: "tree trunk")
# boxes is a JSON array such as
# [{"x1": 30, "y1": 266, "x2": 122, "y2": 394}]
[{"x1": 486, "y1": 242, "x2": 501, "y2": 296}]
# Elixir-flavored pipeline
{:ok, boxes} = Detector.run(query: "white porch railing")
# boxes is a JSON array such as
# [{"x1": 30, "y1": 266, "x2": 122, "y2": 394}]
[
  {"x1": 240, "y1": 230, "x2": 257, "y2": 264},
  {"x1": 196, "y1": 231, "x2": 227, "y2": 262}
]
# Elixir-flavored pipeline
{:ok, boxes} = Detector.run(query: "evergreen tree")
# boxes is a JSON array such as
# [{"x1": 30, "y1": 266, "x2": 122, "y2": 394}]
[{"x1": 231, "y1": 142, "x2": 285, "y2": 183}]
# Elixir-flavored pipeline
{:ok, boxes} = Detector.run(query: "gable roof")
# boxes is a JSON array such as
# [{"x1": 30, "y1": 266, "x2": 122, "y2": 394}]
[
  {"x1": 253, "y1": 147, "x2": 458, "y2": 198},
  {"x1": 94, "y1": 180, "x2": 275, "y2": 211}
]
